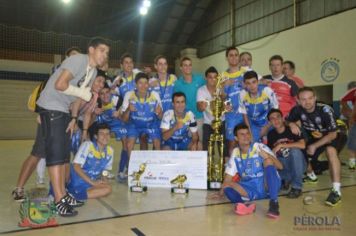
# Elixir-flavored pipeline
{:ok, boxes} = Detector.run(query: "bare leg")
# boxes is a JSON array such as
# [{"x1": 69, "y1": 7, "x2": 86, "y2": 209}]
[
  {"x1": 87, "y1": 184, "x2": 112, "y2": 199},
  {"x1": 326, "y1": 146, "x2": 341, "y2": 183},
  {"x1": 16, "y1": 155, "x2": 40, "y2": 188},
  {"x1": 48, "y1": 164, "x2": 66, "y2": 202}
]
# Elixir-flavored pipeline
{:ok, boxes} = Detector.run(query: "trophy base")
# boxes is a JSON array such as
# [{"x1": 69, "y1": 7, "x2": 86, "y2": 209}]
[
  {"x1": 130, "y1": 186, "x2": 148, "y2": 192},
  {"x1": 208, "y1": 181, "x2": 222, "y2": 190},
  {"x1": 171, "y1": 187, "x2": 189, "y2": 194}
]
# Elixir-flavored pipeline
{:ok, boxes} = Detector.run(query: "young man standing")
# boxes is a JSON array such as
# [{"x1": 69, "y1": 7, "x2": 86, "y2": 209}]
[
  {"x1": 161, "y1": 92, "x2": 200, "y2": 151},
  {"x1": 121, "y1": 72, "x2": 163, "y2": 160},
  {"x1": 150, "y1": 55, "x2": 176, "y2": 113},
  {"x1": 197, "y1": 66, "x2": 224, "y2": 151},
  {"x1": 67, "y1": 123, "x2": 113, "y2": 200},
  {"x1": 222, "y1": 46, "x2": 245, "y2": 155},
  {"x1": 287, "y1": 87, "x2": 342, "y2": 206},
  {"x1": 283, "y1": 60, "x2": 305, "y2": 88},
  {"x1": 36, "y1": 37, "x2": 110, "y2": 216},
  {"x1": 264, "y1": 55, "x2": 299, "y2": 117},
  {"x1": 239, "y1": 71, "x2": 279, "y2": 142},
  {"x1": 174, "y1": 57, "x2": 205, "y2": 147},
  {"x1": 267, "y1": 109, "x2": 306, "y2": 198},
  {"x1": 215, "y1": 123, "x2": 282, "y2": 218}
]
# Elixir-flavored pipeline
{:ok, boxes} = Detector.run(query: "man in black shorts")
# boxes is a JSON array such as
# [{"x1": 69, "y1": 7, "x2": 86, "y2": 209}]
[
  {"x1": 287, "y1": 87, "x2": 341, "y2": 206},
  {"x1": 36, "y1": 37, "x2": 110, "y2": 216}
]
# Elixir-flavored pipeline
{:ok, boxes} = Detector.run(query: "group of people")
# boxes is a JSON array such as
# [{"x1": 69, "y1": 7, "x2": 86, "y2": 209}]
[{"x1": 11, "y1": 38, "x2": 355, "y2": 219}]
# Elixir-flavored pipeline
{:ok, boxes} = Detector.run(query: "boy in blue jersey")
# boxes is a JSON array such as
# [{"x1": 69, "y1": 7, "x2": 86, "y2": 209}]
[
  {"x1": 215, "y1": 123, "x2": 282, "y2": 218},
  {"x1": 121, "y1": 72, "x2": 163, "y2": 159},
  {"x1": 67, "y1": 123, "x2": 113, "y2": 200},
  {"x1": 96, "y1": 83, "x2": 131, "y2": 181},
  {"x1": 161, "y1": 92, "x2": 200, "y2": 151},
  {"x1": 222, "y1": 46, "x2": 246, "y2": 155},
  {"x1": 239, "y1": 71, "x2": 279, "y2": 142},
  {"x1": 150, "y1": 55, "x2": 177, "y2": 113}
]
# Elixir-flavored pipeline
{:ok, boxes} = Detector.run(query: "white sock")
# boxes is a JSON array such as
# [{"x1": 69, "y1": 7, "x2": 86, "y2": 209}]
[
  {"x1": 36, "y1": 158, "x2": 46, "y2": 180},
  {"x1": 332, "y1": 182, "x2": 341, "y2": 195},
  {"x1": 307, "y1": 171, "x2": 317, "y2": 180}
]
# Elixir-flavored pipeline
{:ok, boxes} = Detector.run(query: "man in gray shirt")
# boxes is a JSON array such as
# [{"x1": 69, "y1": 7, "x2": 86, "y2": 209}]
[{"x1": 37, "y1": 37, "x2": 110, "y2": 216}]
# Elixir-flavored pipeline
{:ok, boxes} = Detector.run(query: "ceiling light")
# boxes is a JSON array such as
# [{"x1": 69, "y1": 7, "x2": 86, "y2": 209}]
[
  {"x1": 62, "y1": 0, "x2": 71, "y2": 4},
  {"x1": 139, "y1": 6, "x2": 148, "y2": 16}
]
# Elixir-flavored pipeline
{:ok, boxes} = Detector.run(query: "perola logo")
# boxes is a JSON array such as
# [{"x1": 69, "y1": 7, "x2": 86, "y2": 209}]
[
  {"x1": 321, "y1": 58, "x2": 340, "y2": 82},
  {"x1": 293, "y1": 215, "x2": 341, "y2": 231}
]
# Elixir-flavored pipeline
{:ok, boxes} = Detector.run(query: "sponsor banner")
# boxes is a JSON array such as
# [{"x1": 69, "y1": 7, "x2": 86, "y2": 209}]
[{"x1": 128, "y1": 150, "x2": 207, "y2": 189}]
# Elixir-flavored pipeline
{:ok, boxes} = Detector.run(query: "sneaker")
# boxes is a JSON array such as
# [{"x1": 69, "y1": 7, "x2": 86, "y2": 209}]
[
  {"x1": 55, "y1": 198, "x2": 78, "y2": 217},
  {"x1": 12, "y1": 187, "x2": 25, "y2": 202},
  {"x1": 287, "y1": 188, "x2": 302, "y2": 199},
  {"x1": 303, "y1": 175, "x2": 318, "y2": 183},
  {"x1": 325, "y1": 189, "x2": 341, "y2": 206},
  {"x1": 64, "y1": 193, "x2": 85, "y2": 208},
  {"x1": 116, "y1": 172, "x2": 128, "y2": 183},
  {"x1": 267, "y1": 200, "x2": 280, "y2": 219},
  {"x1": 234, "y1": 203, "x2": 256, "y2": 215}
]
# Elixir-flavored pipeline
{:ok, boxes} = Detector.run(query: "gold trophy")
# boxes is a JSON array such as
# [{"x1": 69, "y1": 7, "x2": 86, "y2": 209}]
[
  {"x1": 170, "y1": 174, "x2": 189, "y2": 194},
  {"x1": 208, "y1": 74, "x2": 227, "y2": 189},
  {"x1": 130, "y1": 163, "x2": 148, "y2": 192}
]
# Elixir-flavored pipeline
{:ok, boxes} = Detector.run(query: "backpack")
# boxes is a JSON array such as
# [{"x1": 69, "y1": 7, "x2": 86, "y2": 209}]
[
  {"x1": 27, "y1": 80, "x2": 47, "y2": 112},
  {"x1": 18, "y1": 188, "x2": 58, "y2": 228}
]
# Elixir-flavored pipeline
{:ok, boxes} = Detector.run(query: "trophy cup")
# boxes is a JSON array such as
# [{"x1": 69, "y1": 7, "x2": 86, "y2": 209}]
[
  {"x1": 130, "y1": 163, "x2": 148, "y2": 192},
  {"x1": 170, "y1": 174, "x2": 189, "y2": 194},
  {"x1": 208, "y1": 74, "x2": 228, "y2": 189}
]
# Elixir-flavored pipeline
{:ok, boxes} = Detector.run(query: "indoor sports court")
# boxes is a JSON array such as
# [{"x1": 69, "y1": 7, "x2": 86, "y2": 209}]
[{"x1": 1, "y1": 1, "x2": 356, "y2": 235}]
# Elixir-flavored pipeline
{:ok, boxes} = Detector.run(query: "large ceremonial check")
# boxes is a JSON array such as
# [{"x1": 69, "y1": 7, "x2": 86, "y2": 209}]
[{"x1": 128, "y1": 150, "x2": 207, "y2": 189}]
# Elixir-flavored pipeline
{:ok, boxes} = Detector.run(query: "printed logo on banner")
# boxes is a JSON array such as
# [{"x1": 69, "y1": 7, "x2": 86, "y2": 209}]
[
  {"x1": 128, "y1": 151, "x2": 207, "y2": 189},
  {"x1": 321, "y1": 58, "x2": 340, "y2": 82}
]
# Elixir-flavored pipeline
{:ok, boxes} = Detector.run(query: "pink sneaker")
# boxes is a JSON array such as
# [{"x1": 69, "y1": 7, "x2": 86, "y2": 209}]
[{"x1": 234, "y1": 203, "x2": 256, "y2": 215}]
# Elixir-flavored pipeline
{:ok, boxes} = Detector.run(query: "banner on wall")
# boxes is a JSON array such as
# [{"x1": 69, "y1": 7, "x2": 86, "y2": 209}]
[{"x1": 128, "y1": 150, "x2": 207, "y2": 189}]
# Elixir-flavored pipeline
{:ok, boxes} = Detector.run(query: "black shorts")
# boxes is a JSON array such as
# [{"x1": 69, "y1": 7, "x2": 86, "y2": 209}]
[
  {"x1": 30, "y1": 124, "x2": 46, "y2": 159},
  {"x1": 306, "y1": 134, "x2": 341, "y2": 161},
  {"x1": 39, "y1": 108, "x2": 71, "y2": 166}
]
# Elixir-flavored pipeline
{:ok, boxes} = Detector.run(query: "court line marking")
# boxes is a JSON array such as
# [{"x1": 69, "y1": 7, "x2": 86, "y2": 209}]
[{"x1": 1, "y1": 184, "x2": 355, "y2": 235}]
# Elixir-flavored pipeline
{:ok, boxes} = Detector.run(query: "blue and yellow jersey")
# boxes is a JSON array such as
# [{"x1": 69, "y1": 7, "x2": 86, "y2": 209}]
[
  {"x1": 223, "y1": 69, "x2": 245, "y2": 119},
  {"x1": 121, "y1": 90, "x2": 162, "y2": 128},
  {"x1": 160, "y1": 109, "x2": 197, "y2": 141},
  {"x1": 149, "y1": 74, "x2": 176, "y2": 113},
  {"x1": 225, "y1": 143, "x2": 271, "y2": 182},
  {"x1": 239, "y1": 85, "x2": 279, "y2": 126},
  {"x1": 97, "y1": 95, "x2": 125, "y2": 131},
  {"x1": 114, "y1": 72, "x2": 136, "y2": 98},
  {"x1": 73, "y1": 141, "x2": 114, "y2": 180}
]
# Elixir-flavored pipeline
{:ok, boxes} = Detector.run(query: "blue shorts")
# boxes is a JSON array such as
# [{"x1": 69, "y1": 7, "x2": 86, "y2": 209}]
[
  {"x1": 111, "y1": 126, "x2": 127, "y2": 140},
  {"x1": 162, "y1": 137, "x2": 191, "y2": 150},
  {"x1": 347, "y1": 124, "x2": 356, "y2": 151},
  {"x1": 67, "y1": 166, "x2": 92, "y2": 200},
  {"x1": 127, "y1": 125, "x2": 161, "y2": 140},
  {"x1": 238, "y1": 178, "x2": 267, "y2": 200},
  {"x1": 225, "y1": 115, "x2": 244, "y2": 141}
]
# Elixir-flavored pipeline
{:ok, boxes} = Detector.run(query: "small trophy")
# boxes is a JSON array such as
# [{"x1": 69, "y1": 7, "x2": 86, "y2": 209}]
[
  {"x1": 170, "y1": 174, "x2": 189, "y2": 194},
  {"x1": 130, "y1": 163, "x2": 148, "y2": 192}
]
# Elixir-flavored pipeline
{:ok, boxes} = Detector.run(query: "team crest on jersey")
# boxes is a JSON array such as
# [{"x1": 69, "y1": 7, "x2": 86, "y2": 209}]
[
  {"x1": 301, "y1": 114, "x2": 307, "y2": 121},
  {"x1": 315, "y1": 117, "x2": 322, "y2": 124}
]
